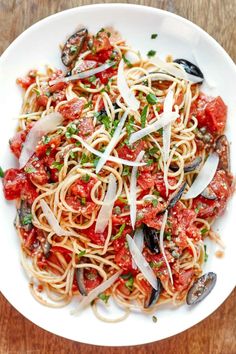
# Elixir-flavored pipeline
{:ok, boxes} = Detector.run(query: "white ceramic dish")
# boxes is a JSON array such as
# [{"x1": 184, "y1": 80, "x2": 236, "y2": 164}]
[{"x1": 0, "y1": 4, "x2": 235, "y2": 346}]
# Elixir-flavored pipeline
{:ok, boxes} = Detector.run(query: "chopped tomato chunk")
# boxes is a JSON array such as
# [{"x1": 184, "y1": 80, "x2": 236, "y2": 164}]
[
  {"x1": 3, "y1": 168, "x2": 38, "y2": 203},
  {"x1": 191, "y1": 94, "x2": 227, "y2": 135},
  {"x1": 9, "y1": 130, "x2": 27, "y2": 158},
  {"x1": 70, "y1": 177, "x2": 97, "y2": 200},
  {"x1": 117, "y1": 141, "x2": 146, "y2": 161},
  {"x1": 59, "y1": 98, "x2": 84, "y2": 120},
  {"x1": 93, "y1": 32, "x2": 112, "y2": 53},
  {"x1": 114, "y1": 246, "x2": 133, "y2": 272},
  {"x1": 25, "y1": 157, "x2": 49, "y2": 185},
  {"x1": 84, "y1": 224, "x2": 107, "y2": 245}
]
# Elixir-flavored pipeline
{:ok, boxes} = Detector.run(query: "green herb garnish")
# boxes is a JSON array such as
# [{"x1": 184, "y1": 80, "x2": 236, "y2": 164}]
[
  {"x1": 204, "y1": 245, "x2": 208, "y2": 262},
  {"x1": 24, "y1": 166, "x2": 37, "y2": 174},
  {"x1": 65, "y1": 123, "x2": 77, "y2": 139},
  {"x1": 51, "y1": 161, "x2": 64, "y2": 171},
  {"x1": 22, "y1": 214, "x2": 33, "y2": 225},
  {"x1": 69, "y1": 45, "x2": 78, "y2": 54},
  {"x1": 78, "y1": 250, "x2": 86, "y2": 257},
  {"x1": 112, "y1": 223, "x2": 126, "y2": 240},
  {"x1": 140, "y1": 105, "x2": 148, "y2": 128},
  {"x1": 152, "y1": 315, "x2": 157, "y2": 323},
  {"x1": 122, "y1": 166, "x2": 131, "y2": 177},
  {"x1": 147, "y1": 50, "x2": 156, "y2": 58},
  {"x1": 126, "y1": 116, "x2": 135, "y2": 137},
  {"x1": 81, "y1": 174, "x2": 90, "y2": 183},
  {"x1": 146, "y1": 93, "x2": 158, "y2": 105},
  {"x1": 0, "y1": 166, "x2": 4, "y2": 178},
  {"x1": 98, "y1": 293, "x2": 110, "y2": 304},
  {"x1": 151, "y1": 34, "x2": 158, "y2": 39},
  {"x1": 125, "y1": 275, "x2": 134, "y2": 291},
  {"x1": 81, "y1": 153, "x2": 89, "y2": 165},
  {"x1": 122, "y1": 55, "x2": 133, "y2": 68},
  {"x1": 201, "y1": 228, "x2": 208, "y2": 235}
]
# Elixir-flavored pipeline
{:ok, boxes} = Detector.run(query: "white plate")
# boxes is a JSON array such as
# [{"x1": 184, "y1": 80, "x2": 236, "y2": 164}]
[{"x1": 0, "y1": 4, "x2": 235, "y2": 346}]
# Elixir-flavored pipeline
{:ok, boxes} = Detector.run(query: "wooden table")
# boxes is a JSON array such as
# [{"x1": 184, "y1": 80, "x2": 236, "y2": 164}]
[{"x1": 0, "y1": 1, "x2": 235, "y2": 353}]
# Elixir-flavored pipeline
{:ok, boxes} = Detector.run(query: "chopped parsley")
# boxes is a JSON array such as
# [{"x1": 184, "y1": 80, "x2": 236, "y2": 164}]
[
  {"x1": 93, "y1": 156, "x2": 100, "y2": 167},
  {"x1": 22, "y1": 214, "x2": 33, "y2": 225},
  {"x1": 111, "y1": 119, "x2": 119, "y2": 136},
  {"x1": 146, "y1": 93, "x2": 158, "y2": 105},
  {"x1": 118, "y1": 196, "x2": 127, "y2": 204},
  {"x1": 140, "y1": 105, "x2": 148, "y2": 128},
  {"x1": 24, "y1": 166, "x2": 37, "y2": 174},
  {"x1": 32, "y1": 88, "x2": 40, "y2": 96},
  {"x1": 150, "y1": 261, "x2": 163, "y2": 269},
  {"x1": 147, "y1": 50, "x2": 156, "y2": 58},
  {"x1": 81, "y1": 174, "x2": 90, "y2": 182},
  {"x1": 153, "y1": 190, "x2": 160, "y2": 197},
  {"x1": 0, "y1": 166, "x2": 4, "y2": 178},
  {"x1": 126, "y1": 116, "x2": 135, "y2": 137},
  {"x1": 201, "y1": 228, "x2": 208, "y2": 235},
  {"x1": 125, "y1": 275, "x2": 134, "y2": 291},
  {"x1": 88, "y1": 75, "x2": 97, "y2": 83},
  {"x1": 42, "y1": 135, "x2": 50, "y2": 144},
  {"x1": 65, "y1": 123, "x2": 77, "y2": 139},
  {"x1": 96, "y1": 113, "x2": 111, "y2": 130},
  {"x1": 152, "y1": 315, "x2": 157, "y2": 323},
  {"x1": 84, "y1": 100, "x2": 93, "y2": 109},
  {"x1": 157, "y1": 127, "x2": 163, "y2": 135},
  {"x1": 69, "y1": 45, "x2": 78, "y2": 54},
  {"x1": 204, "y1": 245, "x2": 208, "y2": 262},
  {"x1": 98, "y1": 293, "x2": 110, "y2": 304},
  {"x1": 122, "y1": 166, "x2": 131, "y2": 176},
  {"x1": 81, "y1": 153, "x2": 89, "y2": 165},
  {"x1": 51, "y1": 161, "x2": 64, "y2": 171},
  {"x1": 69, "y1": 150, "x2": 76, "y2": 159},
  {"x1": 112, "y1": 223, "x2": 126, "y2": 240},
  {"x1": 151, "y1": 33, "x2": 158, "y2": 39},
  {"x1": 122, "y1": 55, "x2": 133, "y2": 68},
  {"x1": 148, "y1": 147, "x2": 158, "y2": 156},
  {"x1": 46, "y1": 148, "x2": 51, "y2": 156},
  {"x1": 78, "y1": 250, "x2": 86, "y2": 257},
  {"x1": 152, "y1": 199, "x2": 158, "y2": 207},
  {"x1": 81, "y1": 197, "x2": 86, "y2": 205}
]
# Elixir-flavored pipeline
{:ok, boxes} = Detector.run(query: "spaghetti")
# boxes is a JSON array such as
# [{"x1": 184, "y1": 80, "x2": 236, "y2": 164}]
[{"x1": 2, "y1": 27, "x2": 234, "y2": 320}]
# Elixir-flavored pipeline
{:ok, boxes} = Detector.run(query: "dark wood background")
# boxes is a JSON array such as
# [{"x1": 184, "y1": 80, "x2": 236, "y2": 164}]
[{"x1": 0, "y1": 1, "x2": 235, "y2": 353}]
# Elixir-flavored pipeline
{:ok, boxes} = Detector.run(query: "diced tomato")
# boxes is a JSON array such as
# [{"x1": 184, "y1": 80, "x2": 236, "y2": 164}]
[
  {"x1": 117, "y1": 141, "x2": 146, "y2": 161},
  {"x1": 70, "y1": 177, "x2": 97, "y2": 200},
  {"x1": 96, "y1": 67, "x2": 117, "y2": 85},
  {"x1": 3, "y1": 168, "x2": 38, "y2": 203},
  {"x1": 78, "y1": 117, "x2": 95, "y2": 138},
  {"x1": 114, "y1": 246, "x2": 133, "y2": 272},
  {"x1": 65, "y1": 196, "x2": 96, "y2": 214},
  {"x1": 59, "y1": 98, "x2": 84, "y2": 121},
  {"x1": 93, "y1": 32, "x2": 112, "y2": 53},
  {"x1": 35, "y1": 95, "x2": 48, "y2": 109},
  {"x1": 83, "y1": 268, "x2": 102, "y2": 292},
  {"x1": 155, "y1": 173, "x2": 177, "y2": 198},
  {"x1": 84, "y1": 224, "x2": 107, "y2": 245},
  {"x1": 173, "y1": 269, "x2": 194, "y2": 291},
  {"x1": 136, "y1": 203, "x2": 165, "y2": 228},
  {"x1": 137, "y1": 171, "x2": 155, "y2": 190},
  {"x1": 51, "y1": 246, "x2": 72, "y2": 255},
  {"x1": 86, "y1": 48, "x2": 114, "y2": 63},
  {"x1": 49, "y1": 82, "x2": 67, "y2": 93},
  {"x1": 36, "y1": 135, "x2": 62, "y2": 158},
  {"x1": 191, "y1": 94, "x2": 227, "y2": 135},
  {"x1": 9, "y1": 130, "x2": 27, "y2": 158},
  {"x1": 16, "y1": 70, "x2": 37, "y2": 89},
  {"x1": 192, "y1": 170, "x2": 232, "y2": 219},
  {"x1": 112, "y1": 215, "x2": 130, "y2": 226},
  {"x1": 20, "y1": 227, "x2": 38, "y2": 251},
  {"x1": 3, "y1": 169, "x2": 27, "y2": 200},
  {"x1": 25, "y1": 157, "x2": 49, "y2": 186}
]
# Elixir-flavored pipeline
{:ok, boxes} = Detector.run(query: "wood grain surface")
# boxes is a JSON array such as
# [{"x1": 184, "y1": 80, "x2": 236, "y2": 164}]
[{"x1": 0, "y1": 1, "x2": 235, "y2": 353}]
